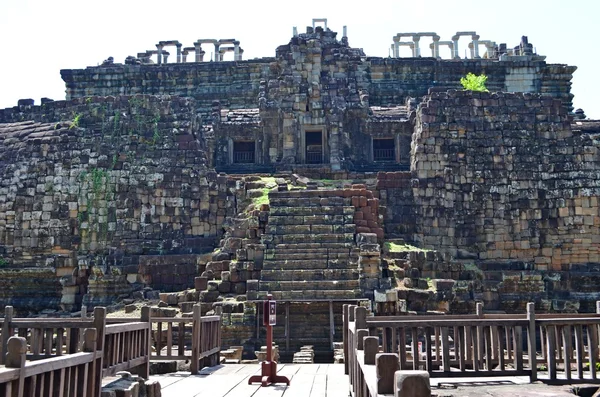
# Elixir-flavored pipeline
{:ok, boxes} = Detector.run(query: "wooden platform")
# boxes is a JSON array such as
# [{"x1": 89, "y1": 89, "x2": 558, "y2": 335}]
[{"x1": 150, "y1": 364, "x2": 350, "y2": 397}]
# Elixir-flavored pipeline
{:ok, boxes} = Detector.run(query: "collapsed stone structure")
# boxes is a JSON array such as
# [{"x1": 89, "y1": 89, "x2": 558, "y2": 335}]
[{"x1": 0, "y1": 20, "x2": 598, "y2": 354}]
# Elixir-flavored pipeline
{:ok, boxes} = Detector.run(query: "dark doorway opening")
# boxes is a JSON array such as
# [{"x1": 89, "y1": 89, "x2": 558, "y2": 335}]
[
  {"x1": 305, "y1": 131, "x2": 323, "y2": 164},
  {"x1": 373, "y1": 138, "x2": 395, "y2": 162},
  {"x1": 233, "y1": 141, "x2": 255, "y2": 164}
]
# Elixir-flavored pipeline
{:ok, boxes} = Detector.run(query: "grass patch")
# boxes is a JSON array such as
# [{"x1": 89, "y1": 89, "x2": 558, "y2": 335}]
[{"x1": 384, "y1": 242, "x2": 431, "y2": 253}]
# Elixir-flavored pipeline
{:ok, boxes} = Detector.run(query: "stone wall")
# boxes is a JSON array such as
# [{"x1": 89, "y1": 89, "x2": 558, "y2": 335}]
[
  {"x1": 411, "y1": 90, "x2": 600, "y2": 268},
  {"x1": 0, "y1": 95, "x2": 234, "y2": 310},
  {"x1": 376, "y1": 171, "x2": 415, "y2": 239}
]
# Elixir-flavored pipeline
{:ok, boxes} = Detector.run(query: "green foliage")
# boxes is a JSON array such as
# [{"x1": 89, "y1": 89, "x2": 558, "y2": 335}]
[
  {"x1": 70, "y1": 113, "x2": 82, "y2": 129},
  {"x1": 460, "y1": 73, "x2": 489, "y2": 92},
  {"x1": 0, "y1": 258, "x2": 7, "y2": 267},
  {"x1": 384, "y1": 242, "x2": 431, "y2": 253}
]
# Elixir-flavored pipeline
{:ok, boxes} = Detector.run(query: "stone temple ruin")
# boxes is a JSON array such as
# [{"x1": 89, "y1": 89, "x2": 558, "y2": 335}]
[{"x1": 0, "y1": 19, "x2": 598, "y2": 357}]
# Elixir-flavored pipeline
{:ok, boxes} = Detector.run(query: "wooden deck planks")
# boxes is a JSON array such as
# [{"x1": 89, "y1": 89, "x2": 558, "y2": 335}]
[{"x1": 154, "y1": 364, "x2": 349, "y2": 397}]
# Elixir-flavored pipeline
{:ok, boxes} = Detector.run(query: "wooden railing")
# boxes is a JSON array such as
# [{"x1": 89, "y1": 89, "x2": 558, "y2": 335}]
[
  {"x1": 105, "y1": 305, "x2": 221, "y2": 371},
  {"x1": 344, "y1": 301, "x2": 600, "y2": 395},
  {"x1": 373, "y1": 148, "x2": 395, "y2": 162},
  {"x1": 0, "y1": 304, "x2": 222, "y2": 396},
  {"x1": 0, "y1": 328, "x2": 103, "y2": 397}
]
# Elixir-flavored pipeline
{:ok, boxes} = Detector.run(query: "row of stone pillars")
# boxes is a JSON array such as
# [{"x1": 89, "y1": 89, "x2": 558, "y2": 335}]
[
  {"x1": 137, "y1": 39, "x2": 243, "y2": 64},
  {"x1": 391, "y1": 31, "x2": 496, "y2": 59}
]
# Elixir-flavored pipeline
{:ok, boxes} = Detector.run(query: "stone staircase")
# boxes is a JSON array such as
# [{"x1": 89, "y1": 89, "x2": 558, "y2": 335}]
[{"x1": 259, "y1": 192, "x2": 363, "y2": 301}]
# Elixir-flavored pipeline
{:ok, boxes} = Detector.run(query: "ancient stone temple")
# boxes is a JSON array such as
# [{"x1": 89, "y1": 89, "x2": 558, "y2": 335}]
[{"x1": 0, "y1": 20, "x2": 598, "y2": 355}]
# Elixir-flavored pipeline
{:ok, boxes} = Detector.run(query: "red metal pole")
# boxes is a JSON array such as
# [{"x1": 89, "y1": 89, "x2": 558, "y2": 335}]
[{"x1": 248, "y1": 294, "x2": 290, "y2": 387}]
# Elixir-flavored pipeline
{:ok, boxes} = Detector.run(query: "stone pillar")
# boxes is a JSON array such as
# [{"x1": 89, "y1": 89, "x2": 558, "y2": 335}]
[
  {"x1": 452, "y1": 35, "x2": 460, "y2": 58},
  {"x1": 162, "y1": 51, "x2": 169, "y2": 63},
  {"x1": 214, "y1": 43, "x2": 220, "y2": 62},
  {"x1": 412, "y1": 36, "x2": 421, "y2": 57},
  {"x1": 194, "y1": 43, "x2": 202, "y2": 62},
  {"x1": 293, "y1": 26, "x2": 298, "y2": 37},
  {"x1": 199, "y1": 50, "x2": 205, "y2": 62},
  {"x1": 432, "y1": 35, "x2": 440, "y2": 58},
  {"x1": 156, "y1": 43, "x2": 163, "y2": 65},
  {"x1": 182, "y1": 51, "x2": 188, "y2": 63},
  {"x1": 176, "y1": 44, "x2": 182, "y2": 63},
  {"x1": 472, "y1": 34, "x2": 480, "y2": 58},
  {"x1": 343, "y1": 25, "x2": 347, "y2": 37},
  {"x1": 234, "y1": 41, "x2": 240, "y2": 61},
  {"x1": 393, "y1": 37, "x2": 400, "y2": 58}
]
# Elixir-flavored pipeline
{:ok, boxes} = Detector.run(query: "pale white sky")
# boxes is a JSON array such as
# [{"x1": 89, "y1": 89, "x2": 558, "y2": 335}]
[{"x1": 0, "y1": 0, "x2": 597, "y2": 117}]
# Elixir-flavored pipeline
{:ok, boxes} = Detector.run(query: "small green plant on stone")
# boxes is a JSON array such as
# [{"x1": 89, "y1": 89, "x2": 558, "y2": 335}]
[
  {"x1": 460, "y1": 73, "x2": 489, "y2": 92},
  {"x1": 0, "y1": 258, "x2": 7, "y2": 267},
  {"x1": 70, "y1": 113, "x2": 82, "y2": 129}
]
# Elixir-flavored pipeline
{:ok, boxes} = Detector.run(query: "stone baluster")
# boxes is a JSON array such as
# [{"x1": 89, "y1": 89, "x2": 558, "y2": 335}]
[
  {"x1": 162, "y1": 51, "x2": 170, "y2": 64},
  {"x1": 214, "y1": 43, "x2": 220, "y2": 62},
  {"x1": 472, "y1": 34, "x2": 480, "y2": 58},
  {"x1": 393, "y1": 37, "x2": 400, "y2": 58},
  {"x1": 412, "y1": 36, "x2": 421, "y2": 57},
  {"x1": 176, "y1": 43, "x2": 182, "y2": 63},
  {"x1": 234, "y1": 41, "x2": 240, "y2": 61},
  {"x1": 194, "y1": 43, "x2": 202, "y2": 62},
  {"x1": 156, "y1": 43, "x2": 163, "y2": 65},
  {"x1": 452, "y1": 35, "x2": 460, "y2": 58},
  {"x1": 432, "y1": 35, "x2": 440, "y2": 58}
]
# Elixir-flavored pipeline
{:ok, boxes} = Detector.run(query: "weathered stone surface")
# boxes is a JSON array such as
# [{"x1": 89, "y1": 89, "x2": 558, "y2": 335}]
[{"x1": 394, "y1": 370, "x2": 431, "y2": 397}]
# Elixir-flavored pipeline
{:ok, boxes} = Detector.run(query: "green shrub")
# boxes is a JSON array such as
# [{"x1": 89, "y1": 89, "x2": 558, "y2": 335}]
[{"x1": 460, "y1": 73, "x2": 488, "y2": 92}]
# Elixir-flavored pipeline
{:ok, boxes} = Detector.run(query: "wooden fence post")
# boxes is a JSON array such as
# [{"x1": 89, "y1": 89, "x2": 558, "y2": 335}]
[
  {"x1": 191, "y1": 304, "x2": 201, "y2": 374},
  {"x1": 376, "y1": 353, "x2": 399, "y2": 394},
  {"x1": 83, "y1": 328, "x2": 99, "y2": 397},
  {"x1": 93, "y1": 307, "x2": 106, "y2": 351},
  {"x1": 364, "y1": 336, "x2": 379, "y2": 365},
  {"x1": 140, "y1": 306, "x2": 152, "y2": 379},
  {"x1": 527, "y1": 302, "x2": 537, "y2": 382},
  {"x1": 6, "y1": 336, "x2": 27, "y2": 395},
  {"x1": 1, "y1": 305, "x2": 13, "y2": 365},
  {"x1": 343, "y1": 304, "x2": 349, "y2": 375}
]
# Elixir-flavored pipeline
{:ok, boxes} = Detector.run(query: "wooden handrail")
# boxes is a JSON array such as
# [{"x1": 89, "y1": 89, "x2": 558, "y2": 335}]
[{"x1": 344, "y1": 301, "x2": 600, "y2": 393}]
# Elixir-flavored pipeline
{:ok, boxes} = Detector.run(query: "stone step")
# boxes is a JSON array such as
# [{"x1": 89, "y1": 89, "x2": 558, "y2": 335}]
[
  {"x1": 260, "y1": 280, "x2": 360, "y2": 292},
  {"x1": 263, "y1": 259, "x2": 357, "y2": 270},
  {"x1": 273, "y1": 243, "x2": 358, "y2": 251},
  {"x1": 268, "y1": 215, "x2": 354, "y2": 226},
  {"x1": 269, "y1": 197, "x2": 352, "y2": 207},
  {"x1": 267, "y1": 289, "x2": 363, "y2": 300},
  {"x1": 265, "y1": 249, "x2": 359, "y2": 260},
  {"x1": 269, "y1": 206, "x2": 355, "y2": 217},
  {"x1": 260, "y1": 269, "x2": 359, "y2": 281},
  {"x1": 272, "y1": 233, "x2": 355, "y2": 245},
  {"x1": 266, "y1": 224, "x2": 355, "y2": 235}
]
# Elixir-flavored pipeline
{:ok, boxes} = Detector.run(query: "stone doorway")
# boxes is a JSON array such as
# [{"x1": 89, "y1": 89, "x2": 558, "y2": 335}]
[
  {"x1": 232, "y1": 141, "x2": 255, "y2": 164},
  {"x1": 305, "y1": 130, "x2": 323, "y2": 164},
  {"x1": 373, "y1": 138, "x2": 395, "y2": 162}
]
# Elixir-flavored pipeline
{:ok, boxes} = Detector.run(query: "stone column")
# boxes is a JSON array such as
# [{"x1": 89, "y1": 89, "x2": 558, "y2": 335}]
[
  {"x1": 343, "y1": 25, "x2": 347, "y2": 37},
  {"x1": 199, "y1": 50, "x2": 206, "y2": 62},
  {"x1": 393, "y1": 37, "x2": 400, "y2": 57},
  {"x1": 182, "y1": 50, "x2": 188, "y2": 63},
  {"x1": 293, "y1": 27, "x2": 298, "y2": 37},
  {"x1": 194, "y1": 43, "x2": 202, "y2": 62},
  {"x1": 452, "y1": 35, "x2": 460, "y2": 58},
  {"x1": 162, "y1": 51, "x2": 169, "y2": 63},
  {"x1": 432, "y1": 35, "x2": 440, "y2": 58},
  {"x1": 176, "y1": 44, "x2": 182, "y2": 63},
  {"x1": 412, "y1": 36, "x2": 421, "y2": 57},
  {"x1": 156, "y1": 43, "x2": 163, "y2": 65},
  {"x1": 472, "y1": 34, "x2": 480, "y2": 58},
  {"x1": 214, "y1": 43, "x2": 220, "y2": 62},
  {"x1": 234, "y1": 41, "x2": 240, "y2": 61}
]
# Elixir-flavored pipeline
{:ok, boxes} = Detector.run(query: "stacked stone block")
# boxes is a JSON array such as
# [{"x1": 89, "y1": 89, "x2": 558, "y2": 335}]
[{"x1": 411, "y1": 90, "x2": 600, "y2": 268}]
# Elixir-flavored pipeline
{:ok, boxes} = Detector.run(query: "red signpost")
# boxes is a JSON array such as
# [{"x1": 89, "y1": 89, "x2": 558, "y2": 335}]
[{"x1": 248, "y1": 294, "x2": 291, "y2": 387}]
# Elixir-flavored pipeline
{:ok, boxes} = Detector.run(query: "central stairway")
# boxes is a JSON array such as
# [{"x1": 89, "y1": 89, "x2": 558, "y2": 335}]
[
  {"x1": 258, "y1": 190, "x2": 365, "y2": 353},
  {"x1": 260, "y1": 192, "x2": 362, "y2": 301}
]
